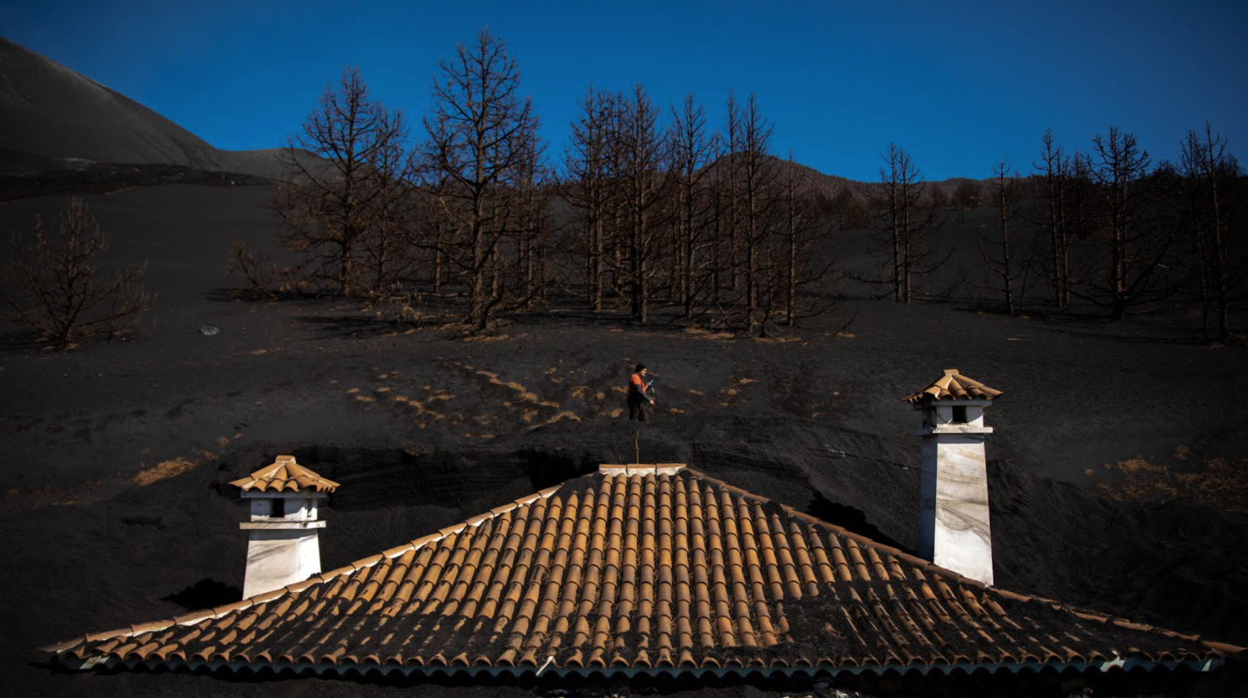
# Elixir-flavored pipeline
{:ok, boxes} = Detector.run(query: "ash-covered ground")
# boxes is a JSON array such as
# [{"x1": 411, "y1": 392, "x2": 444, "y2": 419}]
[{"x1": 1, "y1": 183, "x2": 1246, "y2": 697}]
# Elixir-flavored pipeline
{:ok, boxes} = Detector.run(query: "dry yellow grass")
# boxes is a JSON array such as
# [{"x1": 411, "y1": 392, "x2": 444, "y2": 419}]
[
  {"x1": 133, "y1": 458, "x2": 197, "y2": 486},
  {"x1": 1098, "y1": 452, "x2": 1248, "y2": 514},
  {"x1": 535, "y1": 411, "x2": 581, "y2": 428},
  {"x1": 682, "y1": 327, "x2": 733, "y2": 340}
]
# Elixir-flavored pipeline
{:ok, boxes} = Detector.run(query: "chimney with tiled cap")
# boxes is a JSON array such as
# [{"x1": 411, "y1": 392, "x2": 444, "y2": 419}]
[
  {"x1": 228, "y1": 455, "x2": 340, "y2": 598},
  {"x1": 902, "y1": 368, "x2": 1003, "y2": 585}
]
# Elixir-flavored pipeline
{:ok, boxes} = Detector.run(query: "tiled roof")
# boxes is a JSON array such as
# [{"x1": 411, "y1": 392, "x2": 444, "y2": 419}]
[
  {"x1": 228, "y1": 455, "x2": 340, "y2": 494},
  {"x1": 46, "y1": 467, "x2": 1238, "y2": 679},
  {"x1": 902, "y1": 369, "x2": 1003, "y2": 404}
]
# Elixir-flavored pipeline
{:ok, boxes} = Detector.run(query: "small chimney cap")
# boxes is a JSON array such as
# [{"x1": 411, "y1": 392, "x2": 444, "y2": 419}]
[
  {"x1": 229, "y1": 455, "x2": 340, "y2": 493},
  {"x1": 902, "y1": 369, "x2": 1002, "y2": 404}
]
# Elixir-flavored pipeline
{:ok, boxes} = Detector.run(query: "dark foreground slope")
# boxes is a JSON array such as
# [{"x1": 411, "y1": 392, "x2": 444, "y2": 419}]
[
  {"x1": 0, "y1": 37, "x2": 294, "y2": 179},
  {"x1": 0, "y1": 184, "x2": 1246, "y2": 697}
]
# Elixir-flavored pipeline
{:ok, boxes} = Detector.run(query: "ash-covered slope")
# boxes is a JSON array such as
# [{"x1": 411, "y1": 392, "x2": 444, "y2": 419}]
[{"x1": 0, "y1": 37, "x2": 296, "y2": 178}]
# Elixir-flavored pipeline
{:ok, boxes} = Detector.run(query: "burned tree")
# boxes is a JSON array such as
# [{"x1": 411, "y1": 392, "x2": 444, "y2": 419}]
[
  {"x1": 565, "y1": 86, "x2": 615, "y2": 311},
  {"x1": 615, "y1": 84, "x2": 668, "y2": 324},
  {"x1": 2, "y1": 198, "x2": 154, "y2": 348},
  {"x1": 736, "y1": 94, "x2": 780, "y2": 336},
  {"x1": 510, "y1": 117, "x2": 554, "y2": 308},
  {"x1": 724, "y1": 92, "x2": 742, "y2": 293},
  {"x1": 417, "y1": 29, "x2": 540, "y2": 331},
  {"x1": 668, "y1": 92, "x2": 713, "y2": 320},
  {"x1": 867, "y1": 144, "x2": 944, "y2": 302},
  {"x1": 277, "y1": 66, "x2": 407, "y2": 297},
  {"x1": 1034, "y1": 129, "x2": 1072, "y2": 307},
  {"x1": 779, "y1": 152, "x2": 837, "y2": 327},
  {"x1": 951, "y1": 179, "x2": 984, "y2": 210},
  {"x1": 975, "y1": 160, "x2": 1024, "y2": 315},
  {"x1": 1180, "y1": 123, "x2": 1245, "y2": 342},
  {"x1": 1077, "y1": 127, "x2": 1172, "y2": 321}
]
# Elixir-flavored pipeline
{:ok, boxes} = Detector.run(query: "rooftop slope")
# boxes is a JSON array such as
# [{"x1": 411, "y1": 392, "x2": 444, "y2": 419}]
[
  {"x1": 0, "y1": 37, "x2": 297, "y2": 178},
  {"x1": 45, "y1": 466, "x2": 1238, "y2": 679}
]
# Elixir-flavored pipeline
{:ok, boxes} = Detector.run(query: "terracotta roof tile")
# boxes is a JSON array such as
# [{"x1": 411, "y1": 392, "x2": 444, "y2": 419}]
[
  {"x1": 228, "y1": 455, "x2": 340, "y2": 493},
  {"x1": 902, "y1": 369, "x2": 1003, "y2": 404},
  {"x1": 47, "y1": 468, "x2": 1239, "y2": 678}
]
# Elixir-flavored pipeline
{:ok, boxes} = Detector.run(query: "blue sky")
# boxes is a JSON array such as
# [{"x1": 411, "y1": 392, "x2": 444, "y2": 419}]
[{"x1": 3, "y1": 0, "x2": 1245, "y2": 180}]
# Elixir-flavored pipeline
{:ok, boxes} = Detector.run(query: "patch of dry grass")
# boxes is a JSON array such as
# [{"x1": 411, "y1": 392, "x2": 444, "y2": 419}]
[
  {"x1": 133, "y1": 457, "x2": 197, "y2": 486},
  {"x1": 1097, "y1": 449, "x2": 1248, "y2": 514},
  {"x1": 681, "y1": 327, "x2": 734, "y2": 341}
]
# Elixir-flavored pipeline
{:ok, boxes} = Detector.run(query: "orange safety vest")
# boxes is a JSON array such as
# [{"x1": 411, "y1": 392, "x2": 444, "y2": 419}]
[{"x1": 629, "y1": 373, "x2": 647, "y2": 397}]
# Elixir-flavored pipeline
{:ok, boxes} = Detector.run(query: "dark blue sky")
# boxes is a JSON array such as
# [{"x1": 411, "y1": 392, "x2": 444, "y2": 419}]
[{"x1": 3, "y1": 0, "x2": 1245, "y2": 180}]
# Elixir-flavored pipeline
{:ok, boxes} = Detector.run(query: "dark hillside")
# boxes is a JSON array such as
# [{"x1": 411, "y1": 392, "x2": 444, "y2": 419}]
[{"x1": 0, "y1": 37, "x2": 304, "y2": 179}]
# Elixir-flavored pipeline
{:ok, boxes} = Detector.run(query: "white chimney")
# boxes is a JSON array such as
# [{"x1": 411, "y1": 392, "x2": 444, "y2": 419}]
[
  {"x1": 902, "y1": 369, "x2": 1002, "y2": 585},
  {"x1": 229, "y1": 455, "x2": 339, "y2": 598}
]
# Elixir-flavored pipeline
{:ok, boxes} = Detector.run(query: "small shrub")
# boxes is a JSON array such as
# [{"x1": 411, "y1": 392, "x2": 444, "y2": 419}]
[{"x1": 2, "y1": 198, "x2": 155, "y2": 348}]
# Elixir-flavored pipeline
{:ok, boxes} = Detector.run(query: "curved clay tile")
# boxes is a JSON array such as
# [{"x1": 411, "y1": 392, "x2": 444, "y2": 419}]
[
  {"x1": 46, "y1": 468, "x2": 1241, "y2": 679},
  {"x1": 902, "y1": 369, "x2": 1004, "y2": 404},
  {"x1": 228, "y1": 455, "x2": 340, "y2": 494}
]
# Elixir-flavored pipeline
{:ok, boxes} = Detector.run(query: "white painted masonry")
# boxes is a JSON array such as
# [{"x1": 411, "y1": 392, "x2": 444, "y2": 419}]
[
  {"x1": 912, "y1": 371, "x2": 998, "y2": 586},
  {"x1": 240, "y1": 490, "x2": 328, "y2": 598}
]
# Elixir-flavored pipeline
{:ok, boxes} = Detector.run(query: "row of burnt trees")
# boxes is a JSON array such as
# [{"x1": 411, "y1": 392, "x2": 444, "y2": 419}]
[
  {"x1": 268, "y1": 31, "x2": 551, "y2": 332},
  {"x1": 260, "y1": 29, "x2": 836, "y2": 336},
  {"x1": 254, "y1": 27, "x2": 1243, "y2": 341},
  {"x1": 970, "y1": 124, "x2": 1245, "y2": 341},
  {"x1": 872, "y1": 124, "x2": 1245, "y2": 343},
  {"x1": 563, "y1": 87, "x2": 833, "y2": 335}
]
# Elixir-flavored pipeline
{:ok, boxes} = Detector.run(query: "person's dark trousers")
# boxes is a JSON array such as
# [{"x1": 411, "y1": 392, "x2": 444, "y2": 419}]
[{"x1": 628, "y1": 396, "x2": 648, "y2": 422}]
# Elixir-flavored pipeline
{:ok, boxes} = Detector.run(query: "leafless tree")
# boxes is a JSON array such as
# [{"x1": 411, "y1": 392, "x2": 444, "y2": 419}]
[
  {"x1": 1180, "y1": 123, "x2": 1245, "y2": 342},
  {"x1": 509, "y1": 117, "x2": 554, "y2": 308},
  {"x1": 951, "y1": 179, "x2": 984, "y2": 210},
  {"x1": 358, "y1": 112, "x2": 416, "y2": 299},
  {"x1": 1034, "y1": 129, "x2": 1072, "y2": 307},
  {"x1": 780, "y1": 151, "x2": 838, "y2": 327},
  {"x1": 1076, "y1": 127, "x2": 1173, "y2": 320},
  {"x1": 724, "y1": 92, "x2": 742, "y2": 292},
  {"x1": 867, "y1": 144, "x2": 945, "y2": 302},
  {"x1": 277, "y1": 66, "x2": 407, "y2": 297},
  {"x1": 565, "y1": 85, "x2": 615, "y2": 311},
  {"x1": 416, "y1": 28, "x2": 540, "y2": 331},
  {"x1": 2, "y1": 198, "x2": 154, "y2": 348},
  {"x1": 227, "y1": 237, "x2": 277, "y2": 300},
  {"x1": 669, "y1": 92, "x2": 713, "y2": 320},
  {"x1": 975, "y1": 160, "x2": 1024, "y2": 315},
  {"x1": 736, "y1": 94, "x2": 780, "y2": 335},
  {"x1": 615, "y1": 84, "x2": 669, "y2": 324}
]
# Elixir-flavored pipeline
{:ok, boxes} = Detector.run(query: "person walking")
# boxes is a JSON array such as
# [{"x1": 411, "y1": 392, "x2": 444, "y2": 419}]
[{"x1": 627, "y1": 364, "x2": 654, "y2": 422}]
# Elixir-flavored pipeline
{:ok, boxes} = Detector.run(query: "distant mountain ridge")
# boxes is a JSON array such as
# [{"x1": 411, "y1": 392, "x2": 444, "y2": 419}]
[
  {"x1": 0, "y1": 36, "x2": 302, "y2": 179},
  {"x1": 0, "y1": 36, "x2": 984, "y2": 191}
]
